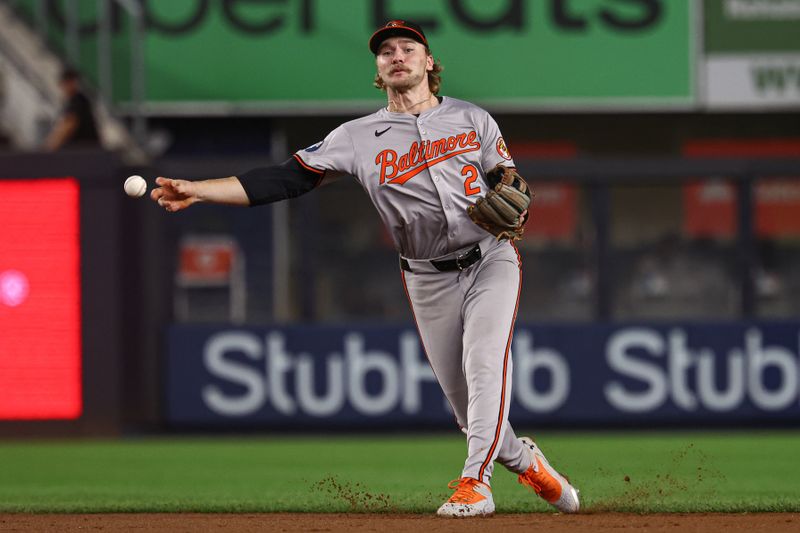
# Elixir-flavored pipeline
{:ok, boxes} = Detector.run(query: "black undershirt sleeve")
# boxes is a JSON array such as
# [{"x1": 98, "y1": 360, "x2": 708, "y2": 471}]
[{"x1": 236, "y1": 156, "x2": 324, "y2": 206}]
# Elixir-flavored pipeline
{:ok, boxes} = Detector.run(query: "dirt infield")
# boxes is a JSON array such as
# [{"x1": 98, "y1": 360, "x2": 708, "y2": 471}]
[{"x1": 1, "y1": 513, "x2": 797, "y2": 532}]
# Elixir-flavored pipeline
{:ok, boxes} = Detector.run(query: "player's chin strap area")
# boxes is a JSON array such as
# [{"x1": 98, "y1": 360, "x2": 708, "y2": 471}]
[{"x1": 399, "y1": 235, "x2": 496, "y2": 274}]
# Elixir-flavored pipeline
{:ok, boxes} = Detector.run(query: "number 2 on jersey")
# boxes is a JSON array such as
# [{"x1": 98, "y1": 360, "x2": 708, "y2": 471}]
[{"x1": 462, "y1": 165, "x2": 481, "y2": 196}]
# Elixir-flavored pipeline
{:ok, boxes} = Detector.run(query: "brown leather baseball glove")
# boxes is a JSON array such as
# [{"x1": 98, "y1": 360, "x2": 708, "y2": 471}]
[{"x1": 467, "y1": 165, "x2": 531, "y2": 241}]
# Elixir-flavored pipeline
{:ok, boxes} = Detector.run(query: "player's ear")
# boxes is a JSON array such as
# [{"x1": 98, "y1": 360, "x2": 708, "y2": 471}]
[{"x1": 426, "y1": 54, "x2": 434, "y2": 72}]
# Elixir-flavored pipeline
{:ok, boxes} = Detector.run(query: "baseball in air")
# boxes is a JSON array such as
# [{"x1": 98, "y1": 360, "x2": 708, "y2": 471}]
[{"x1": 124, "y1": 175, "x2": 147, "y2": 197}]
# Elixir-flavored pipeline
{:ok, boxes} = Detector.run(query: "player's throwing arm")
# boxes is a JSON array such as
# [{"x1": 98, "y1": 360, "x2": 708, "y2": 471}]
[{"x1": 150, "y1": 176, "x2": 250, "y2": 212}]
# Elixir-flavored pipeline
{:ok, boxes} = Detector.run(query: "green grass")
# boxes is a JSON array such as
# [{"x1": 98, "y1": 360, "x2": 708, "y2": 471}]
[{"x1": 0, "y1": 431, "x2": 798, "y2": 513}]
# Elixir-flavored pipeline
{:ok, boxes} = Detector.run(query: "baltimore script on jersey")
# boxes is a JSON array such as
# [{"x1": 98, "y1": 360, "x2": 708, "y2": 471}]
[{"x1": 375, "y1": 130, "x2": 481, "y2": 184}]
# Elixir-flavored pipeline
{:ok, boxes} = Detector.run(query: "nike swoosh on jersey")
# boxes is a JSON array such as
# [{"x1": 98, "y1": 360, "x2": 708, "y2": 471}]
[{"x1": 375, "y1": 126, "x2": 392, "y2": 137}]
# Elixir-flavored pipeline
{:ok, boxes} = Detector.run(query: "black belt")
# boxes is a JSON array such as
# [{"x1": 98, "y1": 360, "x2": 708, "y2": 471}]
[{"x1": 400, "y1": 243, "x2": 482, "y2": 273}]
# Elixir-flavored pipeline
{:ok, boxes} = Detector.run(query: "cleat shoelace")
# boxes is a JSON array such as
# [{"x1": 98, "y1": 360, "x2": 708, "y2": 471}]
[
  {"x1": 518, "y1": 460, "x2": 563, "y2": 503},
  {"x1": 446, "y1": 478, "x2": 483, "y2": 504},
  {"x1": 519, "y1": 475, "x2": 544, "y2": 495}
]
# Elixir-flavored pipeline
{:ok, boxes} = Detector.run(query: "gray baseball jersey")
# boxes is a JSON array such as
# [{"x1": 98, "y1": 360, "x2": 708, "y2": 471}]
[{"x1": 294, "y1": 96, "x2": 515, "y2": 259}]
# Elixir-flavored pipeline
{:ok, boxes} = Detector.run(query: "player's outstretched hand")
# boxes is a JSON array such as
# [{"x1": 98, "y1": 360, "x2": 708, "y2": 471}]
[{"x1": 151, "y1": 177, "x2": 199, "y2": 212}]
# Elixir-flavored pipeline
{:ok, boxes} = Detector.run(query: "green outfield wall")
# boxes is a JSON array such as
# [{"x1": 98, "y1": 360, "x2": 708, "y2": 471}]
[{"x1": 16, "y1": 0, "x2": 694, "y2": 111}]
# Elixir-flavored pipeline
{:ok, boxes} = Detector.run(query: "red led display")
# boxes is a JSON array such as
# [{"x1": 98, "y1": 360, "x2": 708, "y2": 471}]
[{"x1": 0, "y1": 179, "x2": 82, "y2": 419}]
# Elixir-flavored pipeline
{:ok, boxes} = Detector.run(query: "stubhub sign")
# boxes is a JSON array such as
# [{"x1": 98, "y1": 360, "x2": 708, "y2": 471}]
[{"x1": 166, "y1": 323, "x2": 800, "y2": 426}]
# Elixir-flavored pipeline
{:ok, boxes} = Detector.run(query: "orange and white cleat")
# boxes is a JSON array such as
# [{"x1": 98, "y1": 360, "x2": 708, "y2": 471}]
[
  {"x1": 517, "y1": 437, "x2": 580, "y2": 513},
  {"x1": 436, "y1": 477, "x2": 495, "y2": 518}
]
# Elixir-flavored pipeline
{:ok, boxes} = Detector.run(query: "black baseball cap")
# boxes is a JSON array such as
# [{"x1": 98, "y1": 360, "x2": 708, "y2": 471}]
[{"x1": 369, "y1": 20, "x2": 428, "y2": 54}]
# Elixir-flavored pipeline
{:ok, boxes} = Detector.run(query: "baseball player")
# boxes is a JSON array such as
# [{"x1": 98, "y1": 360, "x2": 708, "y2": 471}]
[{"x1": 151, "y1": 20, "x2": 579, "y2": 517}]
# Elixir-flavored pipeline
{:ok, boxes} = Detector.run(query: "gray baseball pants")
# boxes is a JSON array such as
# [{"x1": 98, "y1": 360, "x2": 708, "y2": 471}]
[{"x1": 401, "y1": 235, "x2": 530, "y2": 484}]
